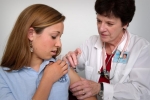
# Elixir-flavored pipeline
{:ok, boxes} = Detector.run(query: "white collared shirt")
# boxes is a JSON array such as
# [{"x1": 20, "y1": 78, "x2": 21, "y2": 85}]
[{"x1": 77, "y1": 32, "x2": 150, "y2": 100}]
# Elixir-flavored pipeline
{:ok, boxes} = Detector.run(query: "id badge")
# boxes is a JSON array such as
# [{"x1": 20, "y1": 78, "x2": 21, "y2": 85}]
[{"x1": 113, "y1": 50, "x2": 129, "y2": 64}]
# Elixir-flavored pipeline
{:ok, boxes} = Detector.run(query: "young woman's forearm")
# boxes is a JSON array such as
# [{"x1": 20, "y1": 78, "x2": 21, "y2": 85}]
[{"x1": 32, "y1": 74, "x2": 53, "y2": 100}]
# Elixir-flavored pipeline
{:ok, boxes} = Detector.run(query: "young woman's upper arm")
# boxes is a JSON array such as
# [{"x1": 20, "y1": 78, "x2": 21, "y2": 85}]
[{"x1": 68, "y1": 68, "x2": 81, "y2": 85}]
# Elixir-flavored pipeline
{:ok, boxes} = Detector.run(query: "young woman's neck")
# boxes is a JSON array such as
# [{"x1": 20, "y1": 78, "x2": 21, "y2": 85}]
[{"x1": 30, "y1": 55, "x2": 43, "y2": 72}]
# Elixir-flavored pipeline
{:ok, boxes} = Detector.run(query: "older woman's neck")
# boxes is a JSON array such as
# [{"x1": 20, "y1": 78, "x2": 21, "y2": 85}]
[{"x1": 105, "y1": 33, "x2": 124, "y2": 54}]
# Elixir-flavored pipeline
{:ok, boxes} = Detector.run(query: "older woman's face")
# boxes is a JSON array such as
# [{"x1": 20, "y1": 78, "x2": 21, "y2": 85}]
[
  {"x1": 31, "y1": 22, "x2": 64, "y2": 60},
  {"x1": 97, "y1": 14, "x2": 127, "y2": 44}
]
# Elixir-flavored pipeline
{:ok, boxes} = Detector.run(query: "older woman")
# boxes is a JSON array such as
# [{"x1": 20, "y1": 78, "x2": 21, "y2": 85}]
[{"x1": 65, "y1": 0, "x2": 150, "y2": 100}]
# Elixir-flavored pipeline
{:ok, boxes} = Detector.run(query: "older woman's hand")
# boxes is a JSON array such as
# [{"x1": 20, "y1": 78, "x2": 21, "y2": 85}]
[
  {"x1": 70, "y1": 77, "x2": 100, "y2": 99},
  {"x1": 63, "y1": 48, "x2": 81, "y2": 68}
]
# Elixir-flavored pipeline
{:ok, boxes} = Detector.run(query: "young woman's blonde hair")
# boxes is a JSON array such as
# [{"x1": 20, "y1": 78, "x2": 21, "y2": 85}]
[{"x1": 0, "y1": 4, "x2": 65, "y2": 71}]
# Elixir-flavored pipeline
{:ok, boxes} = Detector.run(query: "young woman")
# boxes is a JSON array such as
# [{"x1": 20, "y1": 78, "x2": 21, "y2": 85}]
[{"x1": 0, "y1": 4, "x2": 96, "y2": 100}]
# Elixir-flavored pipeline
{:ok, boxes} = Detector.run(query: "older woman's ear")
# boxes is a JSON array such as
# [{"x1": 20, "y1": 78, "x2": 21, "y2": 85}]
[{"x1": 123, "y1": 23, "x2": 129, "y2": 30}]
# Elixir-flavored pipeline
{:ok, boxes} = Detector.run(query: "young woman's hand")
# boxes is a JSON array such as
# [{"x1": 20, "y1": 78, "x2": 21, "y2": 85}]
[{"x1": 43, "y1": 59, "x2": 68, "y2": 83}]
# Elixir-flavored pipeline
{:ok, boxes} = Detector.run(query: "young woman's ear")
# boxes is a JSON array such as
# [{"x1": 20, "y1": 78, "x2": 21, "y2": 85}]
[{"x1": 28, "y1": 27, "x2": 35, "y2": 41}]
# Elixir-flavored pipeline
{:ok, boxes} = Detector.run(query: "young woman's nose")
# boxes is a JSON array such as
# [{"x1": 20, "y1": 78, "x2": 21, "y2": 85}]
[{"x1": 55, "y1": 38, "x2": 62, "y2": 47}]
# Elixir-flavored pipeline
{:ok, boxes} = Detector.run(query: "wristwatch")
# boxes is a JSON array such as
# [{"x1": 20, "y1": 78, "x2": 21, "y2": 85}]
[{"x1": 98, "y1": 82, "x2": 103, "y2": 96}]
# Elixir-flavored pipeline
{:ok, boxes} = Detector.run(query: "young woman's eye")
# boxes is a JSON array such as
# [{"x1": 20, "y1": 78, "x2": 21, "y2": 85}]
[{"x1": 51, "y1": 36, "x2": 56, "y2": 39}]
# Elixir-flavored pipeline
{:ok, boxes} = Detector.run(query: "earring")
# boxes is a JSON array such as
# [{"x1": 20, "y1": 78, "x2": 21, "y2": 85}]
[{"x1": 29, "y1": 41, "x2": 33, "y2": 52}]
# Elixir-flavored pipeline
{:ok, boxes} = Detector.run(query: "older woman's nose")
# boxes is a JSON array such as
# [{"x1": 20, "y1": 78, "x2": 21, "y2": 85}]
[{"x1": 99, "y1": 23, "x2": 106, "y2": 32}]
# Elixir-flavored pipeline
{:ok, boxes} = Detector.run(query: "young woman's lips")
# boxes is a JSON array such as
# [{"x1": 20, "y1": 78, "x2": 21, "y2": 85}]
[{"x1": 51, "y1": 51, "x2": 56, "y2": 55}]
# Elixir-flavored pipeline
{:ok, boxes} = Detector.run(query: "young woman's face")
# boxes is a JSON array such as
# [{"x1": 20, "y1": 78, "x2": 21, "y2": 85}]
[
  {"x1": 31, "y1": 22, "x2": 64, "y2": 60},
  {"x1": 96, "y1": 14, "x2": 127, "y2": 45}
]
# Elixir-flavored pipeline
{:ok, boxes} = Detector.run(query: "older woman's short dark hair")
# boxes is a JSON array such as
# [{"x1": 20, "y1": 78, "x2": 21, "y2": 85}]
[{"x1": 95, "y1": 0, "x2": 135, "y2": 26}]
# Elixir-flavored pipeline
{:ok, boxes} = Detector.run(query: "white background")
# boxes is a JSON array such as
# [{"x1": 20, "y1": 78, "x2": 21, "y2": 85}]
[{"x1": 0, "y1": 0, "x2": 150, "y2": 61}]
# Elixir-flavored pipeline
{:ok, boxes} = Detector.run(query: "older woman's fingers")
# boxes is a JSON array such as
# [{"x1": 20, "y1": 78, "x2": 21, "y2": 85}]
[
  {"x1": 66, "y1": 52, "x2": 76, "y2": 67},
  {"x1": 77, "y1": 91, "x2": 92, "y2": 100},
  {"x1": 70, "y1": 80, "x2": 83, "y2": 91}
]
